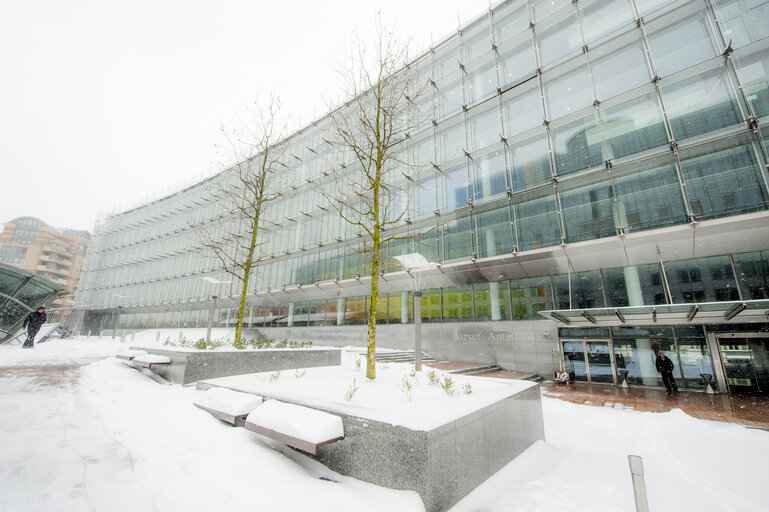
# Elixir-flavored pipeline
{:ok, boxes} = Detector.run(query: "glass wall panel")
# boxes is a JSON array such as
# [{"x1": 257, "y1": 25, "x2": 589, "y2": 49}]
[
  {"x1": 537, "y1": 14, "x2": 583, "y2": 68},
  {"x1": 635, "y1": 0, "x2": 688, "y2": 19},
  {"x1": 411, "y1": 132, "x2": 435, "y2": 167},
  {"x1": 514, "y1": 189, "x2": 561, "y2": 250},
  {"x1": 732, "y1": 250, "x2": 769, "y2": 300},
  {"x1": 463, "y1": 24, "x2": 492, "y2": 63},
  {"x1": 572, "y1": 270, "x2": 605, "y2": 308},
  {"x1": 438, "y1": 73, "x2": 464, "y2": 119},
  {"x1": 472, "y1": 149, "x2": 507, "y2": 201},
  {"x1": 663, "y1": 68, "x2": 743, "y2": 140},
  {"x1": 475, "y1": 203, "x2": 514, "y2": 258},
  {"x1": 344, "y1": 297, "x2": 366, "y2": 325},
  {"x1": 465, "y1": 55, "x2": 498, "y2": 105},
  {"x1": 553, "y1": 273, "x2": 571, "y2": 309},
  {"x1": 493, "y1": 1, "x2": 530, "y2": 44},
  {"x1": 501, "y1": 85, "x2": 544, "y2": 138},
  {"x1": 440, "y1": 163, "x2": 471, "y2": 212},
  {"x1": 414, "y1": 175, "x2": 438, "y2": 219},
  {"x1": 665, "y1": 255, "x2": 740, "y2": 303},
  {"x1": 15, "y1": 280, "x2": 55, "y2": 307},
  {"x1": 579, "y1": 0, "x2": 635, "y2": 46},
  {"x1": 543, "y1": 63, "x2": 595, "y2": 120},
  {"x1": 647, "y1": 12, "x2": 718, "y2": 76},
  {"x1": 475, "y1": 282, "x2": 511, "y2": 321},
  {"x1": 433, "y1": 41, "x2": 460, "y2": 81},
  {"x1": 601, "y1": 92, "x2": 668, "y2": 160},
  {"x1": 551, "y1": 113, "x2": 604, "y2": 176},
  {"x1": 443, "y1": 285, "x2": 474, "y2": 322},
  {"x1": 531, "y1": 0, "x2": 571, "y2": 23},
  {"x1": 498, "y1": 39, "x2": 537, "y2": 89},
  {"x1": 441, "y1": 214, "x2": 473, "y2": 262},
  {"x1": 437, "y1": 120, "x2": 465, "y2": 163},
  {"x1": 509, "y1": 133, "x2": 552, "y2": 190},
  {"x1": 675, "y1": 328, "x2": 712, "y2": 390},
  {"x1": 591, "y1": 39, "x2": 651, "y2": 101},
  {"x1": 603, "y1": 264, "x2": 668, "y2": 307},
  {"x1": 713, "y1": 0, "x2": 769, "y2": 49},
  {"x1": 733, "y1": 47, "x2": 769, "y2": 117},
  {"x1": 613, "y1": 164, "x2": 688, "y2": 232},
  {"x1": 421, "y1": 288, "x2": 442, "y2": 322},
  {"x1": 467, "y1": 102, "x2": 501, "y2": 152},
  {"x1": 559, "y1": 173, "x2": 617, "y2": 242},
  {"x1": 510, "y1": 276, "x2": 553, "y2": 319},
  {"x1": 681, "y1": 144, "x2": 769, "y2": 220},
  {"x1": 0, "y1": 267, "x2": 25, "y2": 296}
]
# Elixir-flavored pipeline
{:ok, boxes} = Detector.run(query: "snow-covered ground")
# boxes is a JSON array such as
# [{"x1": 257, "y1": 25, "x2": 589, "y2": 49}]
[{"x1": 1, "y1": 338, "x2": 768, "y2": 511}]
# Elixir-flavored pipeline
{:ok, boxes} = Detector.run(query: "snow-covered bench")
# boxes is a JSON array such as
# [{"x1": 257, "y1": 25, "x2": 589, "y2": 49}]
[
  {"x1": 131, "y1": 354, "x2": 171, "y2": 369},
  {"x1": 116, "y1": 349, "x2": 147, "y2": 362},
  {"x1": 193, "y1": 388, "x2": 262, "y2": 427},
  {"x1": 245, "y1": 400, "x2": 344, "y2": 456}
]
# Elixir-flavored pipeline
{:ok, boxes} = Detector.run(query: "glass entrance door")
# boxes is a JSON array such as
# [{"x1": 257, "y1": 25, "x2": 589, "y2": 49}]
[
  {"x1": 562, "y1": 339, "x2": 616, "y2": 384},
  {"x1": 719, "y1": 336, "x2": 769, "y2": 396}
]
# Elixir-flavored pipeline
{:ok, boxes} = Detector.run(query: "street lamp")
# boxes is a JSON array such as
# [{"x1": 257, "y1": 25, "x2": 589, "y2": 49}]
[{"x1": 394, "y1": 253, "x2": 439, "y2": 371}]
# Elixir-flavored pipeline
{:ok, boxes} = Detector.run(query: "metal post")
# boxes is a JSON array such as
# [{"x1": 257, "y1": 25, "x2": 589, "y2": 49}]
[
  {"x1": 206, "y1": 295, "x2": 217, "y2": 343},
  {"x1": 414, "y1": 291, "x2": 422, "y2": 371},
  {"x1": 628, "y1": 455, "x2": 649, "y2": 512},
  {"x1": 112, "y1": 307, "x2": 121, "y2": 339}
]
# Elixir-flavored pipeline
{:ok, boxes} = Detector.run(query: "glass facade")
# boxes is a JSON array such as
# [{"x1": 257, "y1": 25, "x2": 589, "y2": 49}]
[{"x1": 74, "y1": 0, "x2": 769, "y2": 390}]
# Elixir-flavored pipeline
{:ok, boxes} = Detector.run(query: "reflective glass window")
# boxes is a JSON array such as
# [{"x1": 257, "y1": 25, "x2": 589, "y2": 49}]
[
  {"x1": 509, "y1": 133, "x2": 552, "y2": 190},
  {"x1": 647, "y1": 13, "x2": 718, "y2": 77},
  {"x1": 676, "y1": 332, "x2": 713, "y2": 390},
  {"x1": 437, "y1": 74, "x2": 464, "y2": 119},
  {"x1": 501, "y1": 85, "x2": 543, "y2": 138},
  {"x1": 559, "y1": 173, "x2": 618, "y2": 242},
  {"x1": 681, "y1": 144, "x2": 769, "y2": 220},
  {"x1": 543, "y1": 63, "x2": 594, "y2": 120},
  {"x1": 514, "y1": 189, "x2": 561, "y2": 250},
  {"x1": 15, "y1": 279, "x2": 56, "y2": 307},
  {"x1": 498, "y1": 39, "x2": 537, "y2": 89},
  {"x1": 663, "y1": 68, "x2": 743, "y2": 140},
  {"x1": 465, "y1": 55, "x2": 498, "y2": 104},
  {"x1": 493, "y1": 1, "x2": 530, "y2": 44},
  {"x1": 441, "y1": 214, "x2": 473, "y2": 262},
  {"x1": 443, "y1": 285, "x2": 474, "y2": 322},
  {"x1": 531, "y1": 0, "x2": 571, "y2": 23},
  {"x1": 713, "y1": 0, "x2": 769, "y2": 48},
  {"x1": 440, "y1": 163, "x2": 471, "y2": 212},
  {"x1": 551, "y1": 113, "x2": 604, "y2": 176},
  {"x1": 572, "y1": 270, "x2": 605, "y2": 308},
  {"x1": 0, "y1": 299, "x2": 29, "y2": 332},
  {"x1": 414, "y1": 175, "x2": 437, "y2": 218},
  {"x1": 603, "y1": 264, "x2": 668, "y2": 307},
  {"x1": 732, "y1": 251, "x2": 769, "y2": 300},
  {"x1": 537, "y1": 14, "x2": 583, "y2": 68},
  {"x1": 511, "y1": 276, "x2": 554, "y2": 318},
  {"x1": 472, "y1": 149, "x2": 508, "y2": 201},
  {"x1": 433, "y1": 42, "x2": 460, "y2": 81},
  {"x1": 591, "y1": 40, "x2": 651, "y2": 101},
  {"x1": 601, "y1": 92, "x2": 667, "y2": 160},
  {"x1": 420, "y1": 289, "x2": 442, "y2": 323},
  {"x1": 467, "y1": 102, "x2": 502, "y2": 152},
  {"x1": 437, "y1": 120, "x2": 465, "y2": 163},
  {"x1": 734, "y1": 47, "x2": 769, "y2": 117},
  {"x1": 579, "y1": 0, "x2": 635, "y2": 46},
  {"x1": 665, "y1": 255, "x2": 740, "y2": 303},
  {"x1": 463, "y1": 24, "x2": 492, "y2": 63},
  {"x1": 474, "y1": 282, "x2": 511, "y2": 321},
  {"x1": 613, "y1": 164, "x2": 688, "y2": 232},
  {"x1": 635, "y1": 0, "x2": 688, "y2": 19},
  {"x1": 475, "y1": 203, "x2": 514, "y2": 257},
  {"x1": 0, "y1": 267, "x2": 25, "y2": 296}
]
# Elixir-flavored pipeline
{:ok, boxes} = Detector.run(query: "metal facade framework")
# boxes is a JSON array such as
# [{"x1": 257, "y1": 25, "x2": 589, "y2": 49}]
[{"x1": 73, "y1": 0, "x2": 769, "y2": 392}]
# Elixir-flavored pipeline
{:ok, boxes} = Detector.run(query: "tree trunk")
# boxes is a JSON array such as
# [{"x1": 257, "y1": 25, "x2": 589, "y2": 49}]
[{"x1": 366, "y1": 249, "x2": 380, "y2": 380}]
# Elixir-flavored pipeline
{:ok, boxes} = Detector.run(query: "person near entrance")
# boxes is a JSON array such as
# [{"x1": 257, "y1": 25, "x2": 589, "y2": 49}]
[
  {"x1": 655, "y1": 351, "x2": 678, "y2": 393},
  {"x1": 22, "y1": 306, "x2": 47, "y2": 349}
]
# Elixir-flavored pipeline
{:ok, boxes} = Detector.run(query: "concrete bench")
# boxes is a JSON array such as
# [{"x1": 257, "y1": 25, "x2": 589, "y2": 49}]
[
  {"x1": 193, "y1": 388, "x2": 263, "y2": 427},
  {"x1": 245, "y1": 400, "x2": 344, "y2": 456},
  {"x1": 116, "y1": 350, "x2": 148, "y2": 362},
  {"x1": 131, "y1": 354, "x2": 171, "y2": 369}
]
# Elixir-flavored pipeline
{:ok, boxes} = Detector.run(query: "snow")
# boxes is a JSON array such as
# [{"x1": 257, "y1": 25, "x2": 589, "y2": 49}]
[
  {"x1": 131, "y1": 354, "x2": 171, "y2": 365},
  {"x1": 246, "y1": 400, "x2": 344, "y2": 444},
  {"x1": 193, "y1": 387, "x2": 262, "y2": 417},
  {"x1": 1, "y1": 337, "x2": 768, "y2": 512},
  {"x1": 116, "y1": 349, "x2": 148, "y2": 359}
]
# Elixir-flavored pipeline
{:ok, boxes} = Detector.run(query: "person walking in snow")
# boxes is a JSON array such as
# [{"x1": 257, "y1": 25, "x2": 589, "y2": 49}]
[
  {"x1": 655, "y1": 351, "x2": 678, "y2": 393},
  {"x1": 22, "y1": 306, "x2": 47, "y2": 349}
]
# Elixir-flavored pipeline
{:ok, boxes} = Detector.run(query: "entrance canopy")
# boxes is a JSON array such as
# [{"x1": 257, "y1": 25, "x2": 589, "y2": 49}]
[{"x1": 540, "y1": 299, "x2": 769, "y2": 327}]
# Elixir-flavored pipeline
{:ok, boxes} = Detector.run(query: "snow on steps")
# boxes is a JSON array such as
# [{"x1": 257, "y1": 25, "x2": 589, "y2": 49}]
[
  {"x1": 447, "y1": 364, "x2": 502, "y2": 376},
  {"x1": 347, "y1": 349, "x2": 435, "y2": 363}
]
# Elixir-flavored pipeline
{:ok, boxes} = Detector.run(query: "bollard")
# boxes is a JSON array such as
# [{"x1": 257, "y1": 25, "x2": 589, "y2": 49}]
[
  {"x1": 178, "y1": 332, "x2": 184, "y2": 344},
  {"x1": 619, "y1": 370, "x2": 629, "y2": 388},
  {"x1": 628, "y1": 455, "x2": 649, "y2": 512},
  {"x1": 120, "y1": 331, "x2": 126, "y2": 344},
  {"x1": 700, "y1": 373, "x2": 715, "y2": 394},
  {"x1": 156, "y1": 331, "x2": 161, "y2": 342},
  {"x1": 131, "y1": 331, "x2": 136, "y2": 341}
]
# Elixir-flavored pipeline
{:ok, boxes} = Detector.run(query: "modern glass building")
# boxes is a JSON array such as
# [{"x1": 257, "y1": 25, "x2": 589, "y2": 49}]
[
  {"x1": 0, "y1": 264, "x2": 66, "y2": 341},
  {"x1": 74, "y1": 0, "x2": 769, "y2": 395}
]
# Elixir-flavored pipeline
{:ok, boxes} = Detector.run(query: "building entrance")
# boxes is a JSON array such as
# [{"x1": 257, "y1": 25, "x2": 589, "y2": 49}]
[
  {"x1": 717, "y1": 334, "x2": 769, "y2": 396},
  {"x1": 562, "y1": 339, "x2": 616, "y2": 384}
]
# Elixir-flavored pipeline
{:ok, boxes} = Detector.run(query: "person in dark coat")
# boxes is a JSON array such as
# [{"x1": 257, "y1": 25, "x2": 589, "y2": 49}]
[
  {"x1": 655, "y1": 351, "x2": 678, "y2": 393},
  {"x1": 22, "y1": 306, "x2": 47, "y2": 349}
]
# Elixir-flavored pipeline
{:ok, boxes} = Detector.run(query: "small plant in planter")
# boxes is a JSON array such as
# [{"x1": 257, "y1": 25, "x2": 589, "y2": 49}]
[
  {"x1": 462, "y1": 382, "x2": 473, "y2": 395},
  {"x1": 427, "y1": 369, "x2": 440, "y2": 385},
  {"x1": 400, "y1": 375, "x2": 414, "y2": 401},
  {"x1": 268, "y1": 370, "x2": 281, "y2": 383},
  {"x1": 344, "y1": 379, "x2": 358, "y2": 401},
  {"x1": 295, "y1": 368, "x2": 306, "y2": 378},
  {"x1": 440, "y1": 375, "x2": 456, "y2": 396}
]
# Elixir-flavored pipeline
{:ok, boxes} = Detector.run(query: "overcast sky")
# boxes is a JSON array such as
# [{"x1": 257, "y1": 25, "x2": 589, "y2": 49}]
[{"x1": 0, "y1": 0, "x2": 492, "y2": 232}]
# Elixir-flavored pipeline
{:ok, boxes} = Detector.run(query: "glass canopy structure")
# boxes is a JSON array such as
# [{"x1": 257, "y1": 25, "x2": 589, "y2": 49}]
[
  {"x1": 74, "y1": 0, "x2": 769, "y2": 392},
  {"x1": 0, "y1": 264, "x2": 66, "y2": 341}
]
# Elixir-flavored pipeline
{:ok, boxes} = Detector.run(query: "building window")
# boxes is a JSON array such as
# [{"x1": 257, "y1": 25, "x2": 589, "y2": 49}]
[{"x1": 0, "y1": 246, "x2": 27, "y2": 264}]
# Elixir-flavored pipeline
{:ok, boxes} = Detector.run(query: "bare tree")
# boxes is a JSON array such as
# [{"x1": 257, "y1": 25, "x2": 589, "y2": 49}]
[
  {"x1": 198, "y1": 95, "x2": 285, "y2": 348},
  {"x1": 325, "y1": 17, "x2": 431, "y2": 379}
]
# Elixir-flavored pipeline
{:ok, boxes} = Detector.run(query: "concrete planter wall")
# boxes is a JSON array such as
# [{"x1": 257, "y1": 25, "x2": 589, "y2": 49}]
[{"x1": 130, "y1": 347, "x2": 341, "y2": 385}]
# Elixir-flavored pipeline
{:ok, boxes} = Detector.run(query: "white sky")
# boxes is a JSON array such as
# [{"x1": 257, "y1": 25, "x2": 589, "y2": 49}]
[{"x1": 0, "y1": 0, "x2": 491, "y2": 232}]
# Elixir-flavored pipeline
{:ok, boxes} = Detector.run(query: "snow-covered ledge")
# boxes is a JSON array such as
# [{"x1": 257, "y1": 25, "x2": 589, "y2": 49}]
[{"x1": 197, "y1": 367, "x2": 544, "y2": 511}]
